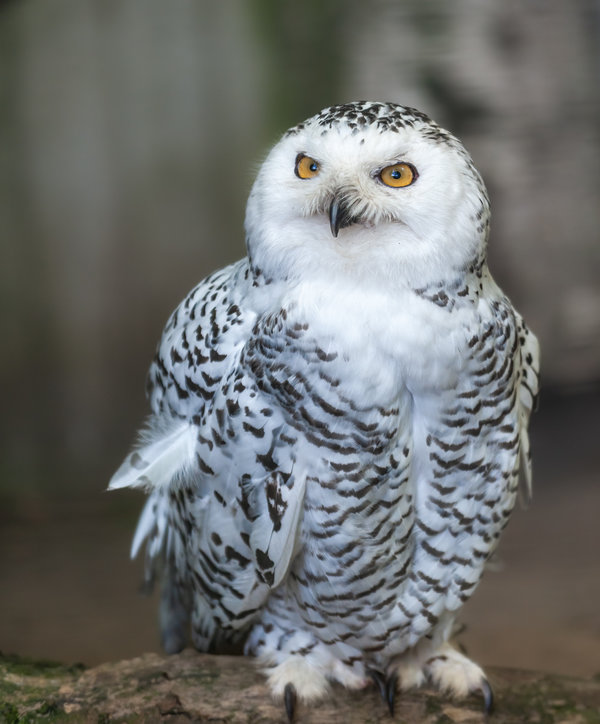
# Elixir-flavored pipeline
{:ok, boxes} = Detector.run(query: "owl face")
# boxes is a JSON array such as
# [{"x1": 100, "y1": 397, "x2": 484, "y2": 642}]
[{"x1": 245, "y1": 103, "x2": 490, "y2": 289}]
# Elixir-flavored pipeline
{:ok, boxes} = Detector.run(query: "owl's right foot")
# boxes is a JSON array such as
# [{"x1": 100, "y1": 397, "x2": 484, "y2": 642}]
[
  {"x1": 265, "y1": 653, "x2": 370, "y2": 721},
  {"x1": 266, "y1": 656, "x2": 329, "y2": 722},
  {"x1": 266, "y1": 655, "x2": 329, "y2": 701}
]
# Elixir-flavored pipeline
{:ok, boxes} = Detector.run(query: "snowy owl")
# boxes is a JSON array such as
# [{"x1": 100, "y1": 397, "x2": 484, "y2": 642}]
[{"x1": 109, "y1": 101, "x2": 540, "y2": 719}]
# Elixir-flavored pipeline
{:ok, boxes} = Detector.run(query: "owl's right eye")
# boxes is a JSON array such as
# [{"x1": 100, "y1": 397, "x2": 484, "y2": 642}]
[{"x1": 295, "y1": 154, "x2": 321, "y2": 179}]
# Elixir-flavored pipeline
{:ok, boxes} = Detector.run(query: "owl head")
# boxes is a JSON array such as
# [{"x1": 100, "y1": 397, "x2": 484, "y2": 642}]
[{"x1": 245, "y1": 102, "x2": 490, "y2": 290}]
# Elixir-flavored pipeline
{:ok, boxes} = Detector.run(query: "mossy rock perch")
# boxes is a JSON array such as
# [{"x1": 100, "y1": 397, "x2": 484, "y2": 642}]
[{"x1": 1, "y1": 650, "x2": 599, "y2": 723}]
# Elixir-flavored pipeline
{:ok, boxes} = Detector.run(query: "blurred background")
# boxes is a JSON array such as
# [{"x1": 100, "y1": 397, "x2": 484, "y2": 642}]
[{"x1": 1, "y1": 0, "x2": 598, "y2": 679}]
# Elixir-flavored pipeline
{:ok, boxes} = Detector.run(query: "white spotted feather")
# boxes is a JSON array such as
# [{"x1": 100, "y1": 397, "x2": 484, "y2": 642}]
[{"x1": 108, "y1": 420, "x2": 196, "y2": 492}]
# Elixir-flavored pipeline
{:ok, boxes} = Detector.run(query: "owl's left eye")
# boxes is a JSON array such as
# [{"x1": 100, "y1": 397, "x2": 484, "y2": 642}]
[
  {"x1": 379, "y1": 162, "x2": 418, "y2": 188},
  {"x1": 295, "y1": 154, "x2": 321, "y2": 179}
]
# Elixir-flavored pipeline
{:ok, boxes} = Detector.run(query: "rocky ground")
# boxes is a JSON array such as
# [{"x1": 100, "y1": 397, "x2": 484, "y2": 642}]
[{"x1": 2, "y1": 650, "x2": 600, "y2": 723}]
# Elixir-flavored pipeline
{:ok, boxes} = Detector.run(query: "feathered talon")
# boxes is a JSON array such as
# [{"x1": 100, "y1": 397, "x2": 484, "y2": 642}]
[
  {"x1": 385, "y1": 671, "x2": 398, "y2": 717},
  {"x1": 284, "y1": 682, "x2": 297, "y2": 722},
  {"x1": 367, "y1": 668, "x2": 387, "y2": 702},
  {"x1": 480, "y1": 678, "x2": 494, "y2": 715}
]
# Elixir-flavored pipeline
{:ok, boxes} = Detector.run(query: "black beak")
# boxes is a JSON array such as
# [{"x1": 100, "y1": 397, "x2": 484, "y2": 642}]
[{"x1": 329, "y1": 196, "x2": 357, "y2": 237}]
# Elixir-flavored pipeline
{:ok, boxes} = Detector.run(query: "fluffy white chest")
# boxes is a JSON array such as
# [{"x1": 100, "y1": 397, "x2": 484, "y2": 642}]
[{"x1": 281, "y1": 278, "x2": 472, "y2": 403}]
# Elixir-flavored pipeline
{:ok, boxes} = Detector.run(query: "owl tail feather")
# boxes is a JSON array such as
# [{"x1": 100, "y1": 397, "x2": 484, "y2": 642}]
[{"x1": 108, "y1": 418, "x2": 196, "y2": 492}]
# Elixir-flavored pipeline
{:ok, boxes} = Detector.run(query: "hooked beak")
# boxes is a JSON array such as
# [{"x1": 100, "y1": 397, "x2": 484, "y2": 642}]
[{"x1": 329, "y1": 195, "x2": 358, "y2": 237}]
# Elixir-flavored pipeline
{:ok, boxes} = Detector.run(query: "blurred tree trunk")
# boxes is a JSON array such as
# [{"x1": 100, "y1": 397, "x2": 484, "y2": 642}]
[{"x1": 2, "y1": 650, "x2": 600, "y2": 723}]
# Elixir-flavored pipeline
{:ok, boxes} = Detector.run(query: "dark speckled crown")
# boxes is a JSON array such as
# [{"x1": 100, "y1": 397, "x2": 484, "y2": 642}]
[{"x1": 286, "y1": 101, "x2": 455, "y2": 145}]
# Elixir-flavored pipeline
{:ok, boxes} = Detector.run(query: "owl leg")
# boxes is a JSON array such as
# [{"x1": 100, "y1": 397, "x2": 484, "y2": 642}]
[
  {"x1": 261, "y1": 651, "x2": 370, "y2": 700},
  {"x1": 386, "y1": 636, "x2": 493, "y2": 714},
  {"x1": 424, "y1": 642, "x2": 494, "y2": 713},
  {"x1": 248, "y1": 618, "x2": 370, "y2": 719},
  {"x1": 265, "y1": 654, "x2": 329, "y2": 720}
]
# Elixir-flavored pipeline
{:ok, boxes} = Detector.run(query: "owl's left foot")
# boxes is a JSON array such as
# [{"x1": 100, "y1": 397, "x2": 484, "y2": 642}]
[{"x1": 425, "y1": 643, "x2": 494, "y2": 714}]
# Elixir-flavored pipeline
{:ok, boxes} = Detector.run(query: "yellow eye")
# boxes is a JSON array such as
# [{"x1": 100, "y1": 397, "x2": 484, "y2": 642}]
[
  {"x1": 379, "y1": 162, "x2": 417, "y2": 188},
  {"x1": 295, "y1": 154, "x2": 320, "y2": 179}
]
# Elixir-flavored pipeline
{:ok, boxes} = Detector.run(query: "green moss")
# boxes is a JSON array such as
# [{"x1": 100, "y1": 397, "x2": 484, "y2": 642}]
[
  {"x1": 0, "y1": 678, "x2": 19, "y2": 699},
  {"x1": 0, "y1": 652, "x2": 84, "y2": 679},
  {"x1": 36, "y1": 701, "x2": 59, "y2": 716},
  {"x1": 0, "y1": 654, "x2": 87, "y2": 723},
  {"x1": 172, "y1": 667, "x2": 220, "y2": 689},
  {"x1": 497, "y1": 676, "x2": 584, "y2": 724},
  {"x1": 0, "y1": 703, "x2": 20, "y2": 724},
  {"x1": 424, "y1": 694, "x2": 442, "y2": 714}
]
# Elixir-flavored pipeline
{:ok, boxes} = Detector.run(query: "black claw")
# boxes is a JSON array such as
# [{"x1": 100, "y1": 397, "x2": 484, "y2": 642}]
[
  {"x1": 367, "y1": 668, "x2": 387, "y2": 703},
  {"x1": 385, "y1": 672, "x2": 398, "y2": 717},
  {"x1": 284, "y1": 682, "x2": 297, "y2": 722},
  {"x1": 480, "y1": 678, "x2": 494, "y2": 715}
]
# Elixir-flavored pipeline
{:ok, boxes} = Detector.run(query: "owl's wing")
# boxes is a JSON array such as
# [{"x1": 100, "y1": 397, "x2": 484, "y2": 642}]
[
  {"x1": 515, "y1": 312, "x2": 541, "y2": 504},
  {"x1": 109, "y1": 260, "x2": 306, "y2": 645},
  {"x1": 109, "y1": 260, "x2": 251, "y2": 493},
  {"x1": 405, "y1": 289, "x2": 540, "y2": 624}
]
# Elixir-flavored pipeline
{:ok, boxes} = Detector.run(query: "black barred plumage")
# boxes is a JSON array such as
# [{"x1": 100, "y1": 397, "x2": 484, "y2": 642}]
[{"x1": 110, "y1": 101, "x2": 539, "y2": 716}]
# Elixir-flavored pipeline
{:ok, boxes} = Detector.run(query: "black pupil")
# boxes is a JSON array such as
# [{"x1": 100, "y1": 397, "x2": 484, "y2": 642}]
[
  {"x1": 391, "y1": 168, "x2": 401, "y2": 179},
  {"x1": 309, "y1": 161, "x2": 318, "y2": 172}
]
